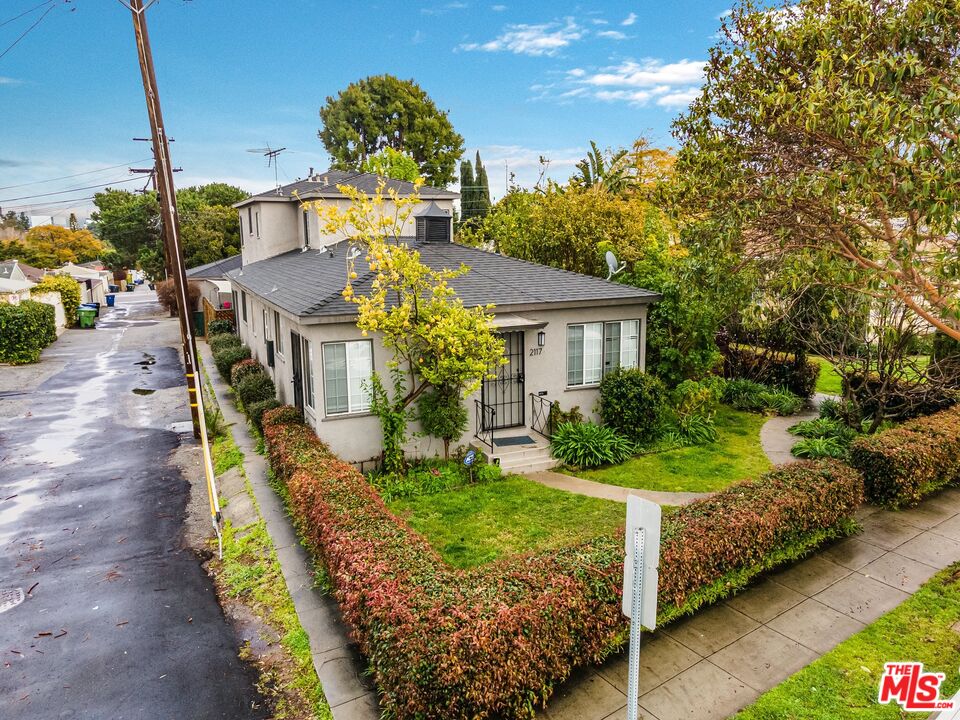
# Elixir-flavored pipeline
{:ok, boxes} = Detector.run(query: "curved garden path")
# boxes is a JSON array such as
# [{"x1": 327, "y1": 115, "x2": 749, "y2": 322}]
[
  {"x1": 759, "y1": 393, "x2": 837, "y2": 465},
  {"x1": 527, "y1": 469, "x2": 710, "y2": 506}
]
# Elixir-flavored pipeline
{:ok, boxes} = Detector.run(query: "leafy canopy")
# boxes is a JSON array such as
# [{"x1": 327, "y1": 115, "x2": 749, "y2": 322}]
[
  {"x1": 0, "y1": 225, "x2": 105, "y2": 268},
  {"x1": 318, "y1": 74, "x2": 464, "y2": 187},
  {"x1": 360, "y1": 147, "x2": 420, "y2": 182},
  {"x1": 673, "y1": 0, "x2": 960, "y2": 340}
]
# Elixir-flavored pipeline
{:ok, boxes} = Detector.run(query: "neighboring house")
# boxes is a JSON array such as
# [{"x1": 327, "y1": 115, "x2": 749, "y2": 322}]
[
  {"x1": 0, "y1": 260, "x2": 29, "y2": 283},
  {"x1": 230, "y1": 171, "x2": 659, "y2": 471},
  {"x1": 186, "y1": 254, "x2": 242, "y2": 311},
  {"x1": 0, "y1": 276, "x2": 34, "y2": 304},
  {"x1": 60, "y1": 262, "x2": 109, "y2": 305}
]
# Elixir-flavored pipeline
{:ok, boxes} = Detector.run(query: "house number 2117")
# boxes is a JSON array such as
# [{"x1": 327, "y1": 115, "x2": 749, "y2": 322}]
[{"x1": 529, "y1": 348, "x2": 543, "y2": 357}]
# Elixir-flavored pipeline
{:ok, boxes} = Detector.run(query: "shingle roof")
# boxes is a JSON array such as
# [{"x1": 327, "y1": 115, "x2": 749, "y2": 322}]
[
  {"x1": 228, "y1": 241, "x2": 659, "y2": 320},
  {"x1": 0, "y1": 261, "x2": 16, "y2": 280},
  {"x1": 235, "y1": 171, "x2": 458, "y2": 208},
  {"x1": 186, "y1": 254, "x2": 242, "y2": 279}
]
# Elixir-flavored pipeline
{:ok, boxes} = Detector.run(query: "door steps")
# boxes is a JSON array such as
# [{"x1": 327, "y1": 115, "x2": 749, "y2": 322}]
[{"x1": 476, "y1": 434, "x2": 558, "y2": 475}]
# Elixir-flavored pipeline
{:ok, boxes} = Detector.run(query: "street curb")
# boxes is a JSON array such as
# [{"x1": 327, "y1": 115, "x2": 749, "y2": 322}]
[{"x1": 199, "y1": 343, "x2": 380, "y2": 720}]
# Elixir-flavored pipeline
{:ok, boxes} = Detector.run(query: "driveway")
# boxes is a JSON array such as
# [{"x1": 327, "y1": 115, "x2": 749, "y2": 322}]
[{"x1": 0, "y1": 289, "x2": 266, "y2": 719}]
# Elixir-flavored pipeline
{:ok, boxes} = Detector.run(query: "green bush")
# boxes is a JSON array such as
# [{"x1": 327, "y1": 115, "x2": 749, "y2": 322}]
[
  {"x1": 31, "y1": 274, "x2": 80, "y2": 327},
  {"x1": 209, "y1": 333, "x2": 242, "y2": 354},
  {"x1": 789, "y1": 417, "x2": 858, "y2": 443},
  {"x1": 791, "y1": 436, "x2": 849, "y2": 460},
  {"x1": 207, "y1": 318, "x2": 234, "y2": 336},
  {"x1": 230, "y1": 358, "x2": 264, "y2": 387},
  {"x1": 546, "y1": 402, "x2": 584, "y2": 436},
  {"x1": 723, "y1": 378, "x2": 803, "y2": 415},
  {"x1": 416, "y1": 386, "x2": 468, "y2": 459},
  {"x1": 550, "y1": 422, "x2": 635, "y2": 468},
  {"x1": 597, "y1": 367, "x2": 668, "y2": 444},
  {"x1": 763, "y1": 388, "x2": 805, "y2": 416},
  {"x1": 248, "y1": 398, "x2": 282, "y2": 433},
  {"x1": 722, "y1": 346, "x2": 820, "y2": 398},
  {"x1": 0, "y1": 300, "x2": 57, "y2": 364},
  {"x1": 849, "y1": 406, "x2": 960, "y2": 507},
  {"x1": 371, "y1": 456, "x2": 501, "y2": 503},
  {"x1": 675, "y1": 413, "x2": 719, "y2": 444},
  {"x1": 235, "y1": 372, "x2": 276, "y2": 408},
  {"x1": 212, "y1": 343, "x2": 251, "y2": 380}
]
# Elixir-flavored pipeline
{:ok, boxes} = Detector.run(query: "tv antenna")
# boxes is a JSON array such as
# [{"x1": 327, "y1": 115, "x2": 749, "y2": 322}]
[
  {"x1": 246, "y1": 144, "x2": 288, "y2": 193},
  {"x1": 605, "y1": 250, "x2": 626, "y2": 280}
]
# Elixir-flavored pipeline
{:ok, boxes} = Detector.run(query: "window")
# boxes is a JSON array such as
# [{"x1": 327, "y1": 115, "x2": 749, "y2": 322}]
[
  {"x1": 322, "y1": 340, "x2": 373, "y2": 415},
  {"x1": 239, "y1": 215, "x2": 243, "y2": 243},
  {"x1": 255, "y1": 211, "x2": 260, "y2": 238},
  {"x1": 241, "y1": 291, "x2": 248, "y2": 323},
  {"x1": 567, "y1": 320, "x2": 640, "y2": 387},
  {"x1": 247, "y1": 207, "x2": 253, "y2": 236},
  {"x1": 302, "y1": 339, "x2": 315, "y2": 409},
  {"x1": 274, "y1": 311, "x2": 283, "y2": 354},
  {"x1": 262, "y1": 309, "x2": 269, "y2": 341},
  {"x1": 302, "y1": 210, "x2": 310, "y2": 247}
]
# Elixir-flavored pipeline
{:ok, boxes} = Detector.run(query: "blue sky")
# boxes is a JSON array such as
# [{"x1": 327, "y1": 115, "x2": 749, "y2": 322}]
[{"x1": 0, "y1": 0, "x2": 731, "y2": 222}]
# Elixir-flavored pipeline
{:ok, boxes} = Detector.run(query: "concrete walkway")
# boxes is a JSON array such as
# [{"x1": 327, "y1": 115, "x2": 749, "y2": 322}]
[
  {"x1": 528, "y1": 470, "x2": 710, "y2": 506},
  {"x1": 542, "y1": 492, "x2": 960, "y2": 720},
  {"x1": 760, "y1": 393, "x2": 838, "y2": 466},
  {"x1": 198, "y1": 343, "x2": 380, "y2": 720}
]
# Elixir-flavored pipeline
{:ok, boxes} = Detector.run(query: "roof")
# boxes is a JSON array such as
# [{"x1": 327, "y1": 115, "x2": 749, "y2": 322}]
[
  {"x1": 414, "y1": 201, "x2": 452, "y2": 218},
  {"x1": 186, "y1": 254, "x2": 242, "y2": 279},
  {"x1": 0, "y1": 260, "x2": 44, "y2": 282},
  {"x1": 0, "y1": 277, "x2": 34, "y2": 293},
  {"x1": 0, "y1": 261, "x2": 19, "y2": 280},
  {"x1": 234, "y1": 171, "x2": 458, "y2": 208},
  {"x1": 228, "y1": 241, "x2": 660, "y2": 321}
]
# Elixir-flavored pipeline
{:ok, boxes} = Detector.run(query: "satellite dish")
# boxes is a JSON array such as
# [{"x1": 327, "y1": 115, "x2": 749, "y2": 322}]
[{"x1": 605, "y1": 250, "x2": 626, "y2": 280}]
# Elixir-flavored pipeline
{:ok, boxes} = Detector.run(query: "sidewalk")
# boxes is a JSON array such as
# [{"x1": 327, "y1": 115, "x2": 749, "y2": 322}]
[
  {"x1": 542, "y1": 492, "x2": 960, "y2": 720},
  {"x1": 198, "y1": 342, "x2": 380, "y2": 720},
  {"x1": 527, "y1": 469, "x2": 709, "y2": 506}
]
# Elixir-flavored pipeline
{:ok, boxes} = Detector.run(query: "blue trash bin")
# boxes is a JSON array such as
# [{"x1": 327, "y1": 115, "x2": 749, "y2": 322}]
[{"x1": 105, "y1": 294, "x2": 116, "y2": 307}]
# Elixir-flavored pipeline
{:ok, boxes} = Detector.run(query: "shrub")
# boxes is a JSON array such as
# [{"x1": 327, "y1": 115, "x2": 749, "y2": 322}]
[
  {"x1": 235, "y1": 372, "x2": 276, "y2": 408},
  {"x1": 675, "y1": 413, "x2": 719, "y2": 444},
  {"x1": 722, "y1": 345, "x2": 820, "y2": 398},
  {"x1": 789, "y1": 417, "x2": 857, "y2": 443},
  {"x1": 209, "y1": 332, "x2": 242, "y2": 354},
  {"x1": 247, "y1": 398, "x2": 282, "y2": 433},
  {"x1": 416, "y1": 386, "x2": 468, "y2": 459},
  {"x1": 155, "y1": 278, "x2": 201, "y2": 316},
  {"x1": 791, "y1": 436, "x2": 849, "y2": 460},
  {"x1": 30, "y1": 274, "x2": 80, "y2": 326},
  {"x1": 207, "y1": 318, "x2": 234, "y2": 336},
  {"x1": 262, "y1": 409, "x2": 863, "y2": 719},
  {"x1": 849, "y1": 406, "x2": 960, "y2": 507},
  {"x1": 547, "y1": 402, "x2": 584, "y2": 436},
  {"x1": 263, "y1": 404, "x2": 304, "y2": 428},
  {"x1": 371, "y1": 457, "x2": 502, "y2": 503},
  {"x1": 0, "y1": 300, "x2": 56, "y2": 364},
  {"x1": 213, "y1": 343, "x2": 250, "y2": 379},
  {"x1": 763, "y1": 388, "x2": 804, "y2": 416},
  {"x1": 550, "y1": 422, "x2": 635, "y2": 468},
  {"x1": 230, "y1": 358, "x2": 264, "y2": 387},
  {"x1": 597, "y1": 367, "x2": 668, "y2": 444},
  {"x1": 722, "y1": 378, "x2": 803, "y2": 415}
]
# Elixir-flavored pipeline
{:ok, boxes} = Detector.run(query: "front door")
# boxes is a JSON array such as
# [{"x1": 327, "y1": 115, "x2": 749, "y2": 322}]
[
  {"x1": 481, "y1": 331, "x2": 525, "y2": 430},
  {"x1": 290, "y1": 330, "x2": 304, "y2": 413}
]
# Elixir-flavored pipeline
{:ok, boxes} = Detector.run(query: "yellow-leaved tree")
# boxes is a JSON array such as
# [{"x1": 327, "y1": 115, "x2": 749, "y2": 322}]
[{"x1": 303, "y1": 178, "x2": 505, "y2": 471}]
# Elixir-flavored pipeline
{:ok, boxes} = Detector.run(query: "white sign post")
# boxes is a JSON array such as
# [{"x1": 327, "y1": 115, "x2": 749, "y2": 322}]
[{"x1": 622, "y1": 496, "x2": 661, "y2": 720}]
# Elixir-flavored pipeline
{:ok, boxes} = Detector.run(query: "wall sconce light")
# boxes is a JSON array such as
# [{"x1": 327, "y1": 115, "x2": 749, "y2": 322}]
[{"x1": 537, "y1": 330, "x2": 545, "y2": 347}]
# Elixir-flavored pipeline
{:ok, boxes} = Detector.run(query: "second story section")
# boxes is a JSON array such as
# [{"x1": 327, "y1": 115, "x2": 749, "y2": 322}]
[{"x1": 234, "y1": 170, "x2": 459, "y2": 265}]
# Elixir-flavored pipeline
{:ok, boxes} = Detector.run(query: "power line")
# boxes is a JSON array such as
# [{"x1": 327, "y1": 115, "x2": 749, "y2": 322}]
[
  {"x1": 0, "y1": 175, "x2": 142, "y2": 202},
  {"x1": 0, "y1": 158, "x2": 152, "y2": 191},
  {"x1": 2, "y1": 194, "x2": 97, "y2": 212},
  {"x1": 0, "y1": 0, "x2": 54, "y2": 28},
  {"x1": 0, "y1": 0, "x2": 57, "y2": 62}
]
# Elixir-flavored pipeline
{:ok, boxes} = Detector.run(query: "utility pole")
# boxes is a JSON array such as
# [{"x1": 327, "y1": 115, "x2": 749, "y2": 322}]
[{"x1": 123, "y1": 0, "x2": 222, "y2": 555}]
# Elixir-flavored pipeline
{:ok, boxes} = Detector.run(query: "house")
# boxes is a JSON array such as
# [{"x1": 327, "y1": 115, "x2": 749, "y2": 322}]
[
  {"x1": 59, "y1": 262, "x2": 110, "y2": 305},
  {"x1": 186, "y1": 254, "x2": 242, "y2": 312},
  {"x1": 229, "y1": 171, "x2": 659, "y2": 471}
]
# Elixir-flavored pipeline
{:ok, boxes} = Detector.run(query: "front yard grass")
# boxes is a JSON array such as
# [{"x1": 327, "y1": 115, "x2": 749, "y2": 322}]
[
  {"x1": 387, "y1": 475, "x2": 626, "y2": 568},
  {"x1": 572, "y1": 405, "x2": 771, "y2": 493},
  {"x1": 812, "y1": 356, "x2": 843, "y2": 396},
  {"x1": 734, "y1": 562, "x2": 960, "y2": 720}
]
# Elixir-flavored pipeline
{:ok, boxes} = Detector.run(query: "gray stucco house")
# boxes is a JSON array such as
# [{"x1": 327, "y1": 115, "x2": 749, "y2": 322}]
[{"x1": 229, "y1": 171, "x2": 659, "y2": 472}]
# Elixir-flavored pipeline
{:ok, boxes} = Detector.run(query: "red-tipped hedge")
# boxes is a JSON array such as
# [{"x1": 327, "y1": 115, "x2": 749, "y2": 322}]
[
  {"x1": 849, "y1": 406, "x2": 960, "y2": 507},
  {"x1": 262, "y1": 408, "x2": 862, "y2": 719}
]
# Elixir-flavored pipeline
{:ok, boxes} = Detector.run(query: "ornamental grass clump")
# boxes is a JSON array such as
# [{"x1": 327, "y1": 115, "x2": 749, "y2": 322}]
[{"x1": 550, "y1": 422, "x2": 634, "y2": 468}]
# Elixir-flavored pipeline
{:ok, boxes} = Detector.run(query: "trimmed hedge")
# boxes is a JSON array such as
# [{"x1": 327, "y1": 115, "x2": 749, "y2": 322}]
[
  {"x1": 235, "y1": 372, "x2": 276, "y2": 408},
  {"x1": 207, "y1": 318, "x2": 234, "y2": 336},
  {"x1": 597, "y1": 367, "x2": 668, "y2": 444},
  {"x1": 31, "y1": 274, "x2": 81, "y2": 327},
  {"x1": 723, "y1": 345, "x2": 820, "y2": 398},
  {"x1": 0, "y1": 300, "x2": 57, "y2": 364},
  {"x1": 212, "y1": 343, "x2": 250, "y2": 379},
  {"x1": 248, "y1": 397, "x2": 282, "y2": 432},
  {"x1": 849, "y1": 406, "x2": 960, "y2": 508},
  {"x1": 209, "y1": 332, "x2": 242, "y2": 354},
  {"x1": 261, "y1": 408, "x2": 862, "y2": 719},
  {"x1": 230, "y1": 358, "x2": 264, "y2": 387}
]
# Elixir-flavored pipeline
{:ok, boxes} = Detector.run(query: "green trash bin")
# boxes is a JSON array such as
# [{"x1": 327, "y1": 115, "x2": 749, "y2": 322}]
[
  {"x1": 78, "y1": 308, "x2": 96, "y2": 329},
  {"x1": 193, "y1": 310, "x2": 205, "y2": 337}
]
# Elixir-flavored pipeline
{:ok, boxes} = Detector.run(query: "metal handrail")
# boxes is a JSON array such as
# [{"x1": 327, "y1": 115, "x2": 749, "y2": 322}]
[
  {"x1": 530, "y1": 393, "x2": 553, "y2": 439},
  {"x1": 474, "y1": 398, "x2": 496, "y2": 450}
]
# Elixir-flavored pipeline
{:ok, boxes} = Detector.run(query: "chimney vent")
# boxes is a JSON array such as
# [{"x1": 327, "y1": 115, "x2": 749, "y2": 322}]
[{"x1": 309, "y1": 166, "x2": 314, "y2": 177}]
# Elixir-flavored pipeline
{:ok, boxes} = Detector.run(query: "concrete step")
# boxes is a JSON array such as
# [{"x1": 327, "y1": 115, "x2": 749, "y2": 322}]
[
  {"x1": 489, "y1": 444, "x2": 552, "y2": 463},
  {"x1": 501, "y1": 456, "x2": 560, "y2": 474}
]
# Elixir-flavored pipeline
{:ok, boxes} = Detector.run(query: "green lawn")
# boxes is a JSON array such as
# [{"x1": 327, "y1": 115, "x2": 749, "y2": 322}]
[
  {"x1": 734, "y1": 563, "x2": 960, "y2": 720},
  {"x1": 812, "y1": 356, "x2": 843, "y2": 396},
  {"x1": 573, "y1": 405, "x2": 771, "y2": 493},
  {"x1": 387, "y1": 475, "x2": 626, "y2": 568}
]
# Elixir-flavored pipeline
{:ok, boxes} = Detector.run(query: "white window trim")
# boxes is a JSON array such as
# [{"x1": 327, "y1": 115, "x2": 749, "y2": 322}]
[
  {"x1": 274, "y1": 311, "x2": 284, "y2": 357},
  {"x1": 321, "y1": 340, "x2": 374, "y2": 417},
  {"x1": 255, "y1": 210, "x2": 261, "y2": 238},
  {"x1": 567, "y1": 319, "x2": 641, "y2": 388},
  {"x1": 303, "y1": 339, "x2": 315, "y2": 410}
]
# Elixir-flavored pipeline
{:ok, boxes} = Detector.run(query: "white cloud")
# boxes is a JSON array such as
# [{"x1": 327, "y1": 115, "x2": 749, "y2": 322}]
[
  {"x1": 597, "y1": 30, "x2": 628, "y2": 40},
  {"x1": 0, "y1": 76, "x2": 23, "y2": 86},
  {"x1": 621, "y1": 12, "x2": 638, "y2": 26},
  {"x1": 491, "y1": 3, "x2": 506, "y2": 9},
  {"x1": 412, "y1": 29, "x2": 425, "y2": 44},
  {"x1": 595, "y1": 89, "x2": 654, "y2": 104},
  {"x1": 459, "y1": 18, "x2": 583, "y2": 56},
  {"x1": 717, "y1": 8, "x2": 733, "y2": 19},
  {"x1": 655, "y1": 87, "x2": 700, "y2": 108},
  {"x1": 472, "y1": 144, "x2": 586, "y2": 198},
  {"x1": 582, "y1": 59, "x2": 705, "y2": 88},
  {"x1": 422, "y1": 2, "x2": 468, "y2": 15},
  {"x1": 566, "y1": 67, "x2": 586, "y2": 77}
]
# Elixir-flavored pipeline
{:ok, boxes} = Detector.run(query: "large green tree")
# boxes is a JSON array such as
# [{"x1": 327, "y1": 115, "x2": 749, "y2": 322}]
[
  {"x1": 318, "y1": 74, "x2": 464, "y2": 187},
  {"x1": 673, "y1": 0, "x2": 960, "y2": 341}
]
